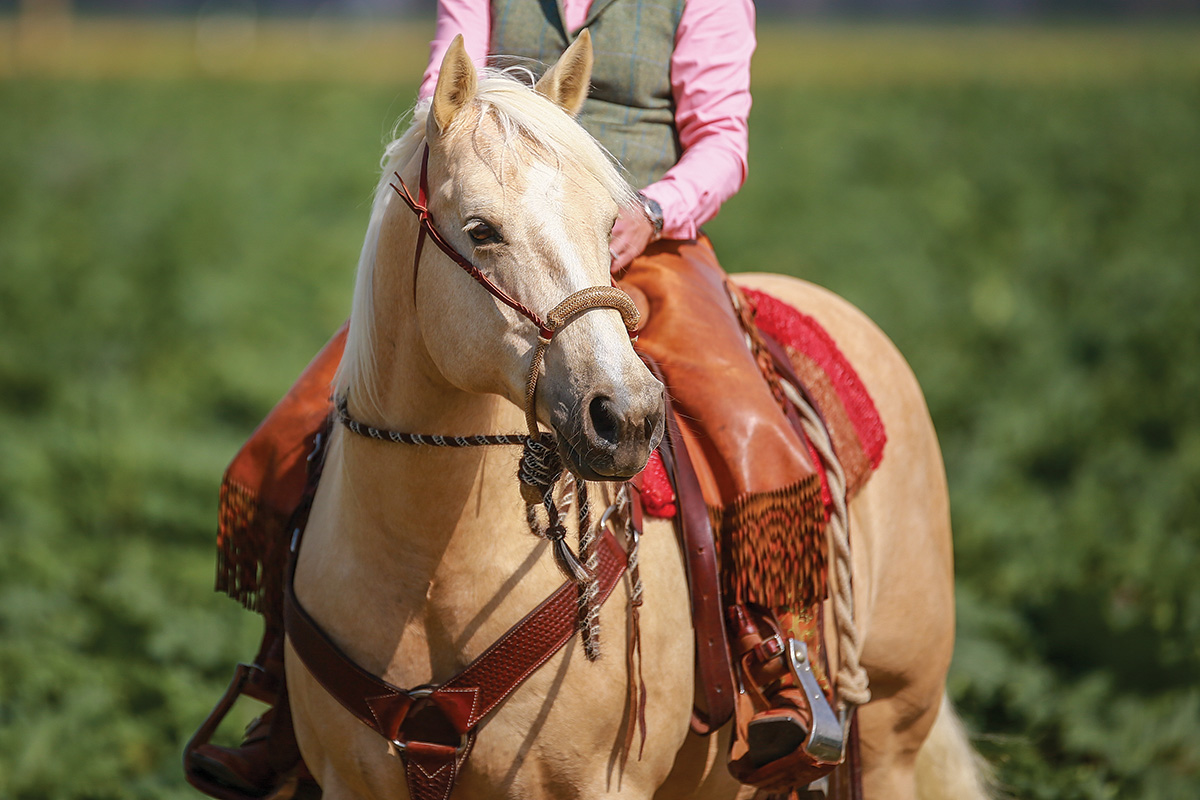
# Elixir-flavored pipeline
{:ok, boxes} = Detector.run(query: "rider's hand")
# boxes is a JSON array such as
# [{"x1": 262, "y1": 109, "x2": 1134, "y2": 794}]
[{"x1": 610, "y1": 205, "x2": 655, "y2": 275}]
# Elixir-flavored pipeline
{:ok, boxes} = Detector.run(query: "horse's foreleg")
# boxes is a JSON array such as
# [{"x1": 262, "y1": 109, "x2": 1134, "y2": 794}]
[{"x1": 652, "y1": 728, "x2": 742, "y2": 800}]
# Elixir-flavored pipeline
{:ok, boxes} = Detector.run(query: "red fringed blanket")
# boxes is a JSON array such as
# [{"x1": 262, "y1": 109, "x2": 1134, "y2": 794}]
[{"x1": 638, "y1": 288, "x2": 886, "y2": 521}]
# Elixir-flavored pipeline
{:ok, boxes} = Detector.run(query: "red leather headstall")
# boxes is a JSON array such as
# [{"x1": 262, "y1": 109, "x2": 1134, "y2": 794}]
[{"x1": 389, "y1": 145, "x2": 642, "y2": 439}]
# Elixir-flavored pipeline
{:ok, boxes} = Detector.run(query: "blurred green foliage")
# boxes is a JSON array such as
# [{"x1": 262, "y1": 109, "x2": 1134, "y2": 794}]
[
  {"x1": 2, "y1": 31, "x2": 1199, "y2": 800},
  {"x1": 708, "y1": 78, "x2": 1200, "y2": 799}
]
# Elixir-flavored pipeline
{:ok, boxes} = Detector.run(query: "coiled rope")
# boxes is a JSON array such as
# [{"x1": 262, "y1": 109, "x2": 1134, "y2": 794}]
[{"x1": 778, "y1": 378, "x2": 871, "y2": 708}]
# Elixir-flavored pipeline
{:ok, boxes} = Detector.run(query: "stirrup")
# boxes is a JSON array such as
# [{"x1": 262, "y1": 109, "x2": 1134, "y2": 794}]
[
  {"x1": 742, "y1": 641, "x2": 844, "y2": 769},
  {"x1": 727, "y1": 605, "x2": 847, "y2": 791},
  {"x1": 184, "y1": 663, "x2": 316, "y2": 800}
]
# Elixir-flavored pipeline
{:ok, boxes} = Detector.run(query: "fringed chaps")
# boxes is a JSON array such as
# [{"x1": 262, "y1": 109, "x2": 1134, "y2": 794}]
[{"x1": 619, "y1": 238, "x2": 827, "y2": 613}]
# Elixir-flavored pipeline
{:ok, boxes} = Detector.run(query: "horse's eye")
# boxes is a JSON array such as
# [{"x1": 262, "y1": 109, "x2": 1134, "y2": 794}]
[{"x1": 466, "y1": 221, "x2": 500, "y2": 245}]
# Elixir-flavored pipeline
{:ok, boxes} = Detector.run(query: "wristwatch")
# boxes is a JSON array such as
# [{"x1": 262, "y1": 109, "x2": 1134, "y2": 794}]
[{"x1": 637, "y1": 192, "x2": 664, "y2": 242}]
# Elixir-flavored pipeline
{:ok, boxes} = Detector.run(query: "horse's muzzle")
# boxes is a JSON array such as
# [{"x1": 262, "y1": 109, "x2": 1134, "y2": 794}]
[{"x1": 554, "y1": 383, "x2": 665, "y2": 481}]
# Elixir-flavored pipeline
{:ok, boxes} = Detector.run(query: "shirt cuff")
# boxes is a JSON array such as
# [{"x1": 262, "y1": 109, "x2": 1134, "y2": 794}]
[{"x1": 639, "y1": 182, "x2": 697, "y2": 241}]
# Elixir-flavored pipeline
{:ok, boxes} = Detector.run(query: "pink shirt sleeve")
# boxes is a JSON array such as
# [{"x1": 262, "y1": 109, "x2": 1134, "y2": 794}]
[
  {"x1": 421, "y1": 0, "x2": 755, "y2": 240},
  {"x1": 643, "y1": 0, "x2": 755, "y2": 240},
  {"x1": 420, "y1": 0, "x2": 491, "y2": 99}
]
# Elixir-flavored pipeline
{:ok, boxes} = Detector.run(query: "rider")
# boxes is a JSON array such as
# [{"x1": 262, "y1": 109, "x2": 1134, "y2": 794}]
[
  {"x1": 424, "y1": 0, "x2": 751, "y2": 276},
  {"x1": 188, "y1": 1, "x2": 825, "y2": 795}
]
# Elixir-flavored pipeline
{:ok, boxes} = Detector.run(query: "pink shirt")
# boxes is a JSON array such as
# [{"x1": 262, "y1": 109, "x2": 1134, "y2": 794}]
[{"x1": 420, "y1": 0, "x2": 755, "y2": 240}]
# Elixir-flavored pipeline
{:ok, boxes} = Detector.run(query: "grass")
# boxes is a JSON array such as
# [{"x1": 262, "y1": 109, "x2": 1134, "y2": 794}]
[{"x1": 2, "y1": 19, "x2": 1199, "y2": 800}]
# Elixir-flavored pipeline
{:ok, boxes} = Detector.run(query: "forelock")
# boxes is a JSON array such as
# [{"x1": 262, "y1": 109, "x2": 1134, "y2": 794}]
[{"x1": 442, "y1": 70, "x2": 635, "y2": 208}]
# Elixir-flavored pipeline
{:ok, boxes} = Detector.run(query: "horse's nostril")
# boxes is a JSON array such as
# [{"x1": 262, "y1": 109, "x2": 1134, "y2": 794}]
[{"x1": 589, "y1": 396, "x2": 621, "y2": 447}]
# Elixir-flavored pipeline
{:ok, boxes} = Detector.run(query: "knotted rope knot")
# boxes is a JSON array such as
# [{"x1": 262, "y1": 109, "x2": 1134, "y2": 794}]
[
  {"x1": 518, "y1": 435, "x2": 590, "y2": 586},
  {"x1": 518, "y1": 434, "x2": 562, "y2": 500}
]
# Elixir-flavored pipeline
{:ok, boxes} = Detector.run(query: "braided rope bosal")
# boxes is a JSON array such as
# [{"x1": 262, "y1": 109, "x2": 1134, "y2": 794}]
[{"x1": 524, "y1": 286, "x2": 640, "y2": 437}]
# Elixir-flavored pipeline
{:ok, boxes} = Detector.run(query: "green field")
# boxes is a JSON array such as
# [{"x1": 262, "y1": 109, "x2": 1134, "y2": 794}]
[{"x1": 2, "y1": 21, "x2": 1199, "y2": 800}]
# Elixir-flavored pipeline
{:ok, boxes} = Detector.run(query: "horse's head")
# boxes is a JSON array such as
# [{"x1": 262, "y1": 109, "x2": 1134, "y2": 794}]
[{"x1": 351, "y1": 33, "x2": 664, "y2": 481}]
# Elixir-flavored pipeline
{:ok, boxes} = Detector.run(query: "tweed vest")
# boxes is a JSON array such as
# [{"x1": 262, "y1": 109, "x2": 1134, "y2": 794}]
[{"x1": 489, "y1": 0, "x2": 685, "y2": 189}]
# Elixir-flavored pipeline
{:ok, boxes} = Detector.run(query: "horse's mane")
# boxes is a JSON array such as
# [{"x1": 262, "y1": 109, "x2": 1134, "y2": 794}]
[{"x1": 334, "y1": 70, "x2": 636, "y2": 417}]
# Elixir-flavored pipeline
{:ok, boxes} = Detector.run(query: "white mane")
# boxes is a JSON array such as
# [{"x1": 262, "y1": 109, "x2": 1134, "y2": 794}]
[{"x1": 333, "y1": 70, "x2": 636, "y2": 417}]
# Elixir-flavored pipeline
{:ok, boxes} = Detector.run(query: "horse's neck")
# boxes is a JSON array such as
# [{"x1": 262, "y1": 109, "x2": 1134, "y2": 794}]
[
  {"x1": 330, "y1": 371, "x2": 532, "y2": 574},
  {"x1": 299, "y1": 390, "x2": 547, "y2": 678},
  {"x1": 332, "y1": 192, "x2": 533, "y2": 559},
  {"x1": 298, "y1": 169, "x2": 578, "y2": 674}
]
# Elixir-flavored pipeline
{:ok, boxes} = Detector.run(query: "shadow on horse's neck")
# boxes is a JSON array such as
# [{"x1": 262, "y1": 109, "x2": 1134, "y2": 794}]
[
  {"x1": 330, "y1": 344, "x2": 533, "y2": 592},
  {"x1": 320, "y1": 152, "x2": 543, "y2": 580}
]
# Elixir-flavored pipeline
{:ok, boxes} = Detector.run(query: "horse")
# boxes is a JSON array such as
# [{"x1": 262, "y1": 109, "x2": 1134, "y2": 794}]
[{"x1": 283, "y1": 33, "x2": 989, "y2": 800}]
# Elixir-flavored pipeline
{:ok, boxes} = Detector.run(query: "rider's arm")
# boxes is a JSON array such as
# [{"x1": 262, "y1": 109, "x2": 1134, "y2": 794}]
[
  {"x1": 641, "y1": 0, "x2": 755, "y2": 240},
  {"x1": 419, "y1": 0, "x2": 756, "y2": 241}
]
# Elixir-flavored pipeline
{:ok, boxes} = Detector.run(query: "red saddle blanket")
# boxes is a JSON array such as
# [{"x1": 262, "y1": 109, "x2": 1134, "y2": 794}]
[{"x1": 638, "y1": 287, "x2": 886, "y2": 520}]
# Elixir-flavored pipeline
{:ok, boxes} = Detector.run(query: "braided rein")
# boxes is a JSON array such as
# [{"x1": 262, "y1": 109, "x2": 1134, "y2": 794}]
[{"x1": 336, "y1": 395, "x2": 528, "y2": 448}]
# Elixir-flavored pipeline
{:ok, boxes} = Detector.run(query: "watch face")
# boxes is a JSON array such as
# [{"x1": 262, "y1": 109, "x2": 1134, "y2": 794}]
[{"x1": 642, "y1": 196, "x2": 664, "y2": 232}]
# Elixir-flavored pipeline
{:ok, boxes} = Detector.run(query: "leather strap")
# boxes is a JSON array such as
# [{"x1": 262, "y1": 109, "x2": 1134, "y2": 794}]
[
  {"x1": 404, "y1": 741, "x2": 463, "y2": 800},
  {"x1": 284, "y1": 475, "x2": 629, "y2": 798},
  {"x1": 641, "y1": 357, "x2": 736, "y2": 735},
  {"x1": 757, "y1": 329, "x2": 833, "y2": 449},
  {"x1": 390, "y1": 148, "x2": 554, "y2": 339},
  {"x1": 389, "y1": 147, "x2": 639, "y2": 345},
  {"x1": 286, "y1": 531, "x2": 627, "y2": 740}
]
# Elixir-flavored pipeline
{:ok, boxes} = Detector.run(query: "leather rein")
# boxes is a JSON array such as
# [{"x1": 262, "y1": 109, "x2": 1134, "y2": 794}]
[{"x1": 388, "y1": 144, "x2": 641, "y2": 438}]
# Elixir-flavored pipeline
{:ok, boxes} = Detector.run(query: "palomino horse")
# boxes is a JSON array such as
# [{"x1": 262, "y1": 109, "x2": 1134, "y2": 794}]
[{"x1": 285, "y1": 33, "x2": 988, "y2": 800}]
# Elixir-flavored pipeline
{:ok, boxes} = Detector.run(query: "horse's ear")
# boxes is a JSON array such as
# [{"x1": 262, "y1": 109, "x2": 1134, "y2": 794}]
[
  {"x1": 431, "y1": 34, "x2": 478, "y2": 133},
  {"x1": 535, "y1": 29, "x2": 593, "y2": 118}
]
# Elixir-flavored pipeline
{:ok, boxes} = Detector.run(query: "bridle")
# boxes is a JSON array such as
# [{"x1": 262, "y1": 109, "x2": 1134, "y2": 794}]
[
  {"x1": 386, "y1": 144, "x2": 641, "y2": 439},
  {"x1": 284, "y1": 149, "x2": 655, "y2": 797},
  {"x1": 335, "y1": 142, "x2": 644, "y2": 596}
]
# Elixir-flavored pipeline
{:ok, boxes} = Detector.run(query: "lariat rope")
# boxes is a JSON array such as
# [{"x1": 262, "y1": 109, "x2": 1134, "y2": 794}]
[
  {"x1": 777, "y1": 379, "x2": 871, "y2": 709},
  {"x1": 727, "y1": 285, "x2": 870, "y2": 711}
]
